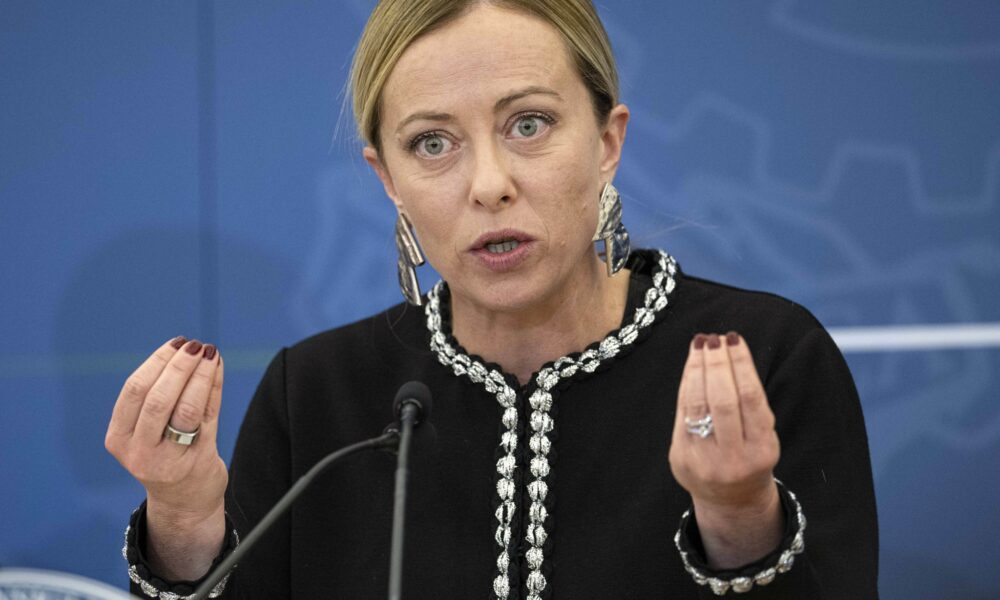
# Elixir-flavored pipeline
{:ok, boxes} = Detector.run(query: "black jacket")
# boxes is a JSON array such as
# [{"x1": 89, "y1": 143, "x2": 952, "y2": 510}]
[{"x1": 128, "y1": 249, "x2": 878, "y2": 599}]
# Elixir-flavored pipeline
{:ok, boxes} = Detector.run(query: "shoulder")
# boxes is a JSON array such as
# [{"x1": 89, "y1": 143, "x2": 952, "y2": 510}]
[
  {"x1": 674, "y1": 270, "x2": 824, "y2": 335},
  {"x1": 632, "y1": 249, "x2": 816, "y2": 325},
  {"x1": 278, "y1": 299, "x2": 434, "y2": 384},
  {"x1": 246, "y1": 300, "x2": 439, "y2": 430},
  {"x1": 644, "y1": 250, "x2": 837, "y2": 372},
  {"x1": 682, "y1": 273, "x2": 837, "y2": 372},
  {"x1": 289, "y1": 301, "x2": 419, "y2": 352}
]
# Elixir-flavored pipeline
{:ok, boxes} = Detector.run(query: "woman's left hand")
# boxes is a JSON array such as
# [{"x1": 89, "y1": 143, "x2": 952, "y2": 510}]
[{"x1": 668, "y1": 332, "x2": 784, "y2": 568}]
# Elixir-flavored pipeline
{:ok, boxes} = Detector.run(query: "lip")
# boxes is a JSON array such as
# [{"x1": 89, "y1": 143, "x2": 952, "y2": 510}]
[
  {"x1": 467, "y1": 229, "x2": 536, "y2": 273},
  {"x1": 468, "y1": 228, "x2": 535, "y2": 251}
]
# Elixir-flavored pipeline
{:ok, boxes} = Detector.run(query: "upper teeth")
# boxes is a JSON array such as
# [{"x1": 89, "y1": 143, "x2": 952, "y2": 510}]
[{"x1": 486, "y1": 240, "x2": 520, "y2": 254}]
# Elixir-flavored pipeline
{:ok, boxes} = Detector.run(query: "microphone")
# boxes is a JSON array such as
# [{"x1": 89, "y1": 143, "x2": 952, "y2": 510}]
[
  {"x1": 388, "y1": 382, "x2": 433, "y2": 600},
  {"x1": 190, "y1": 382, "x2": 434, "y2": 600}
]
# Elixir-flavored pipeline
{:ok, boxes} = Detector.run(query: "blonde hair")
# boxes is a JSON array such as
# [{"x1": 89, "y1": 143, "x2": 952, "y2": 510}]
[{"x1": 350, "y1": 0, "x2": 619, "y2": 152}]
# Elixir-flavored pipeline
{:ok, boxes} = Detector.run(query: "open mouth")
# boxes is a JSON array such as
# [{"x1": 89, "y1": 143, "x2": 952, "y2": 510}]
[
  {"x1": 471, "y1": 229, "x2": 532, "y2": 253},
  {"x1": 470, "y1": 230, "x2": 533, "y2": 272},
  {"x1": 484, "y1": 239, "x2": 520, "y2": 254}
]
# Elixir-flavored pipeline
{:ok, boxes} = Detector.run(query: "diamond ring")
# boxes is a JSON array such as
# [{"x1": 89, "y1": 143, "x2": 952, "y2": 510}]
[{"x1": 683, "y1": 414, "x2": 714, "y2": 438}]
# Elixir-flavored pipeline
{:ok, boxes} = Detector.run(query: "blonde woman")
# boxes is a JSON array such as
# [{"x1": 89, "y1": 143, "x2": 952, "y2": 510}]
[{"x1": 107, "y1": 1, "x2": 878, "y2": 597}]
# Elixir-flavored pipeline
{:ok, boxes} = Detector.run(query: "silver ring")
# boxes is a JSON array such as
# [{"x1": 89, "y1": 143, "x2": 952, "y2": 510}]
[
  {"x1": 163, "y1": 423, "x2": 200, "y2": 446},
  {"x1": 683, "y1": 414, "x2": 714, "y2": 438}
]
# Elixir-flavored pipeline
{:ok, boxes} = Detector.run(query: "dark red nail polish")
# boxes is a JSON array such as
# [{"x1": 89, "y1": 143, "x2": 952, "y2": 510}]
[
  {"x1": 693, "y1": 334, "x2": 706, "y2": 350},
  {"x1": 203, "y1": 344, "x2": 217, "y2": 360},
  {"x1": 169, "y1": 336, "x2": 187, "y2": 349},
  {"x1": 185, "y1": 340, "x2": 203, "y2": 355},
  {"x1": 707, "y1": 334, "x2": 721, "y2": 349},
  {"x1": 726, "y1": 332, "x2": 740, "y2": 346}
]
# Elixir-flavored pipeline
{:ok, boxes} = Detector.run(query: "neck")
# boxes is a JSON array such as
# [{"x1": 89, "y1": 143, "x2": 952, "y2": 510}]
[{"x1": 450, "y1": 254, "x2": 631, "y2": 385}]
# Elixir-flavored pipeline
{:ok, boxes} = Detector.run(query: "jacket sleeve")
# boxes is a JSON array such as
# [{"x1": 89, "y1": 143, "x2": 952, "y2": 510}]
[{"x1": 684, "y1": 325, "x2": 879, "y2": 599}]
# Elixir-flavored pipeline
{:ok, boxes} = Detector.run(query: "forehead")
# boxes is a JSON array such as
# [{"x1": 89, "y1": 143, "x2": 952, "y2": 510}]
[{"x1": 380, "y1": 5, "x2": 580, "y2": 120}]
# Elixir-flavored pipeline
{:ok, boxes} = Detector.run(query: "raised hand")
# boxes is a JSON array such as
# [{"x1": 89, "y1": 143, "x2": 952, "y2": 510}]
[
  {"x1": 105, "y1": 336, "x2": 228, "y2": 579},
  {"x1": 668, "y1": 332, "x2": 783, "y2": 568}
]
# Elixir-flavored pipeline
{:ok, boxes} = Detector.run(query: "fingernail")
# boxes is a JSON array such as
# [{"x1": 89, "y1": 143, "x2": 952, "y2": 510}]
[
  {"x1": 707, "y1": 334, "x2": 721, "y2": 349},
  {"x1": 169, "y1": 336, "x2": 187, "y2": 349},
  {"x1": 726, "y1": 331, "x2": 740, "y2": 346},
  {"x1": 693, "y1": 334, "x2": 706, "y2": 350},
  {"x1": 185, "y1": 340, "x2": 203, "y2": 355},
  {"x1": 203, "y1": 344, "x2": 217, "y2": 360}
]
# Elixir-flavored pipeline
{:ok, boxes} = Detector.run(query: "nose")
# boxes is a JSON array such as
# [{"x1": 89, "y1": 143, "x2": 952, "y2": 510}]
[{"x1": 468, "y1": 140, "x2": 515, "y2": 211}]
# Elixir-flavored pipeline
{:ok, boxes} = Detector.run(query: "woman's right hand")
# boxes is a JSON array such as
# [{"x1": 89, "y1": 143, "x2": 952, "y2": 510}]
[{"x1": 105, "y1": 336, "x2": 229, "y2": 580}]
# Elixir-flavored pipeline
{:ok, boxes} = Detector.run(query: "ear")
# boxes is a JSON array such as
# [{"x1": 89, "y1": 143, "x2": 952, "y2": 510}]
[
  {"x1": 598, "y1": 103, "x2": 630, "y2": 182},
  {"x1": 363, "y1": 146, "x2": 404, "y2": 212}
]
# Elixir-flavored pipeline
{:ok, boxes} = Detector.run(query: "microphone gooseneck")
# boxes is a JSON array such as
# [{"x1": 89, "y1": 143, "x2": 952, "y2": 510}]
[
  {"x1": 191, "y1": 381, "x2": 433, "y2": 600},
  {"x1": 388, "y1": 381, "x2": 433, "y2": 600},
  {"x1": 190, "y1": 433, "x2": 398, "y2": 600}
]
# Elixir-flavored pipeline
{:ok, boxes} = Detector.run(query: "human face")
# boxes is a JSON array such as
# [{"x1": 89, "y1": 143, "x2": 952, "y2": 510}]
[{"x1": 365, "y1": 3, "x2": 628, "y2": 314}]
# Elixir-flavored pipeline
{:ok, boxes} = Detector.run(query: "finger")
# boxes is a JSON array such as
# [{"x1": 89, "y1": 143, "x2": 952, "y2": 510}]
[
  {"x1": 108, "y1": 336, "x2": 187, "y2": 439},
  {"x1": 702, "y1": 334, "x2": 744, "y2": 447},
  {"x1": 673, "y1": 334, "x2": 710, "y2": 443},
  {"x1": 197, "y1": 356, "x2": 225, "y2": 448},
  {"x1": 164, "y1": 344, "x2": 219, "y2": 441},
  {"x1": 204, "y1": 355, "x2": 224, "y2": 423},
  {"x1": 725, "y1": 332, "x2": 774, "y2": 441},
  {"x1": 133, "y1": 340, "x2": 207, "y2": 445}
]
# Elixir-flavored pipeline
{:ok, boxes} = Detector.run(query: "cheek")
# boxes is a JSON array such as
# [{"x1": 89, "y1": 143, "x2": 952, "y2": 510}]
[
  {"x1": 521, "y1": 152, "x2": 599, "y2": 247},
  {"x1": 392, "y1": 173, "x2": 467, "y2": 263}
]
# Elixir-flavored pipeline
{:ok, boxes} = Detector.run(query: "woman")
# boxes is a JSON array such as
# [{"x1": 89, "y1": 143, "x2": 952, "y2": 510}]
[{"x1": 106, "y1": 0, "x2": 878, "y2": 597}]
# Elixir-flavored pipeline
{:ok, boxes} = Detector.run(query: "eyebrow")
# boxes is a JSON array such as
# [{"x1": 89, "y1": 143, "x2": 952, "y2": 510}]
[
  {"x1": 494, "y1": 85, "x2": 562, "y2": 111},
  {"x1": 394, "y1": 86, "x2": 563, "y2": 134}
]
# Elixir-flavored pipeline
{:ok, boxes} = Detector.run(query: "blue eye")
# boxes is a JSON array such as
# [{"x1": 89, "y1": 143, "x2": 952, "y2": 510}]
[
  {"x1": 409, "y1": 132, "x2": 453, "y2": 158},
  {"x1": 510, "y1": 113, "x2": 553, "y2": 139},
  {"x1": 420, "y1": 135, "x2": 446, "y2": 155},
  {"x1": 517, "y1": 117, "x2": 540, "y2": 136}
]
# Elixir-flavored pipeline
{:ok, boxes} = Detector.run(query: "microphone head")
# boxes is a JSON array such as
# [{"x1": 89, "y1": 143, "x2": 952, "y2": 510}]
[{"x1": 393, "y1": 380, "x2": 433, "y2": 425}]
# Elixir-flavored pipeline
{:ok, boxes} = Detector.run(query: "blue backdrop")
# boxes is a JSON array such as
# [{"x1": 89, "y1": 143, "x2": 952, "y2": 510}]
[{"x1": 2, "y1": 1, "x2": 998, "y2": 597}]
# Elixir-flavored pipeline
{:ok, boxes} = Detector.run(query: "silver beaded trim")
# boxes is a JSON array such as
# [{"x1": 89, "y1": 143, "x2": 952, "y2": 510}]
[
  {"x1": 426, "y1": 251, "x2": 678, "y2": 600},
  {"x1": 674, "y1": 479, "x2": 807, "y2": 596},
  {"x1": 123, "y1": 523, "x2": 239, "y2": 599}
]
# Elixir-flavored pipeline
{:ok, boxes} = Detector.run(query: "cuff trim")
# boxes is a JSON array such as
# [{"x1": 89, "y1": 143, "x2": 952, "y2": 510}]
[
  {"x1": 674, "y1": 479, "x2": 806, "y2": 595},
  {"x1": 123, "y1": 503, "x2": 239, "y2": 599}
]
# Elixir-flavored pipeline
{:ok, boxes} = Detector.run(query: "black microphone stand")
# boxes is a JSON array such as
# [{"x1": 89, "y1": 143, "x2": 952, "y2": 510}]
[
  {"x1": 388, "y1": 401, "x2": 419, "y2": 600},
  {"x1": 190, "y1": 381, "x2": 432, "y2": 600},
  {"x1": 190, "y1": 432, "x2": 398, "y2": 600}
]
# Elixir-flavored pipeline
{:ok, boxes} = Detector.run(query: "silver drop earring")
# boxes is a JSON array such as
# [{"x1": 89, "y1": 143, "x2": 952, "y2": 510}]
[
  {"x1": 593, "y1": 182, "x2": 631, "y2": 276},
  {"x1": 395, "y1": 212, "x2": 426, "y2": 306}
]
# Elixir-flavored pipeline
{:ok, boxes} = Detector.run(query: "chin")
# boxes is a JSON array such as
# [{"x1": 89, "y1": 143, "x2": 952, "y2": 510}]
[
  {"x1": 455, "y1": 272, "x2": 551, "y2": 314},
  {"x1": 443, "y1": 244, "x2": 587, "y2": 314}
]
